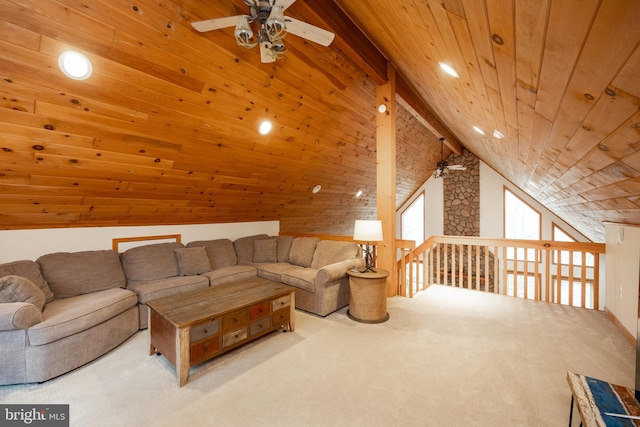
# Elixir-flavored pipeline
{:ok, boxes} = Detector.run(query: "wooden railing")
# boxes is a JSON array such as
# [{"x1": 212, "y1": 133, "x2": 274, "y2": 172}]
[{"x1": 396, "y1": 236, "x2": 606, "y2": 310}]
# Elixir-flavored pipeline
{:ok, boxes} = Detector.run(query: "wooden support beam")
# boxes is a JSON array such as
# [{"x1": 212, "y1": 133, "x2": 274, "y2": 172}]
[
  {"x1": 395, "y1": 71, "x2": 464, "y2": 155},
  {"x1": 293, "y1": 0, "x2": 388, "y2": 85},
  {"x1": 376, "y1": 63, "x2": 397, "y2": 296},
  {"x1": 296, "y1": 1, "x2": 462, "y2": 154}
]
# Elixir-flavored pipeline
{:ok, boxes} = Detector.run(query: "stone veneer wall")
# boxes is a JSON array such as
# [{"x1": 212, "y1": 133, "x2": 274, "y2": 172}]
[
  {"x1": 436, "y1": 149, "x2": 495, "y2": 290},
  {"x1": 443, "y1": 149, "x2": 480, "y2": 236}
]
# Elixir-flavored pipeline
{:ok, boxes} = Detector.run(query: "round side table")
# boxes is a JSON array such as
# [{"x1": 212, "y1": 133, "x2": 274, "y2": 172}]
[{"x1": 346, "y1": 268, "x2": 390, "y2": 323}]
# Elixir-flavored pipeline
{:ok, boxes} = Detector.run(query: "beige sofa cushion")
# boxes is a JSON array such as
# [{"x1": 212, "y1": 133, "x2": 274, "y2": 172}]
[
  {"x1": 234, "y1": 234, "x2": 270, "y2": 265},
  {"x1": 311, "y1": 240, "x2": 360, "y2": 269},
  {"x1": 280, "y1": 266, "x2": 318, "y2": 293},
  {"x1": 122, "y1": 242, "x2": 183, "y2": 281},
  {"x1": 253, "y1": 238, "x2": 277, "y2": 263},
  {"x1": 174, "y1": 247, "x2": 211, "y2": 275},
  {"x1": 201, "y1": 265, "x2": 257, "y2": 287},
  {"x1": 126, "y1": 276, "x2": 209, "y2": 304},
  {"x1": 0, "y1": 275, "x2": 45, "y2": 311},
  {"x1": 37, "y1": 250, "x2": 126, "y2": 299},
  {"x1": 276, "y1": 236, "x2": 294, "y2": 262},
  {"x1": 187, "y1": 239, "x2": 237, "y2": 269},
  {"x1": 27, "y1": 288, "x2": 138, "y2": 346},
  {"x1": 289, "y1": 237, "x2": 320, "y2": 268},
  {"x1": 0, "y1": 260, "x2": 54, "y2": 303}
]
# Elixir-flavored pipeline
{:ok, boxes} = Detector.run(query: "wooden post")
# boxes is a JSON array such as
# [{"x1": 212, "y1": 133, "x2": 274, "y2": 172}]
[{"x1": 376, "y1": 63, "x2": 397, "y2": 296}]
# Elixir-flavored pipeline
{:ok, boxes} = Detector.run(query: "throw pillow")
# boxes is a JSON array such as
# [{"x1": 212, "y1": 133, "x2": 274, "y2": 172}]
[
  {"x1": 174, "y1": 247, "x2": 211, "y2": 276},
  {"x1": 0, "y1": 275, "x2": 46, "y2": 311},
  {"x1": 253, "y1": 239, "x2": 277, "y2": 263}
]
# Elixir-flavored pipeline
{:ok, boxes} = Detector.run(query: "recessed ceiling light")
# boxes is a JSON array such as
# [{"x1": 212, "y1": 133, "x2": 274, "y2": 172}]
[
  {"x1": 312, "y1": 185, "x2": 322, "y2": 194},
  {"x1": 473, "y1": 126, "x2": 485, "y2": 135},
  {"x1": 58, "y1": 51, "x2": 92, "y2": 80},
  {"x1": 493, "y1": 130, "x2": 505, "y2": 139},
  {"x1": 355, "y1": 190, "x2": 363, "y2": 198},
  {"x1": 258, "y1": 120, "x2": 272, "y2": 135},
  {"x1": 439, "y1": 62, "x2": 459, "y2": 78},
  {"x1": 377, "y1": 104, "x2": 387, "y2": 113}
]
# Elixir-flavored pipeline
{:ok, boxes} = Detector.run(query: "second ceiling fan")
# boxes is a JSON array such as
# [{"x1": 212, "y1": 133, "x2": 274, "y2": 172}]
[
  {"x1": 191, "y1": 0, "x2": 335, "y2": 63},
  {"x1": 433, "y1": 138, "x2": 466, "y2": 178}
]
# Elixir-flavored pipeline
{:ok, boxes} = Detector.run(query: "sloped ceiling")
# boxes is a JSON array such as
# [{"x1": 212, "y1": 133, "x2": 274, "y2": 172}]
[
  {"x1": 332, "y1": 0, "x2": 640, "y2": 242},
  {"x1": 0, "y1": 0, "x2": 639, "y2": 243}
]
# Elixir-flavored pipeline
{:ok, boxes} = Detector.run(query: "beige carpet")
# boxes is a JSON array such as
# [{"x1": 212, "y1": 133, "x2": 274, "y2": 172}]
[{"x1": 0, "y1": 285, "x2": 634, "y2": 426}]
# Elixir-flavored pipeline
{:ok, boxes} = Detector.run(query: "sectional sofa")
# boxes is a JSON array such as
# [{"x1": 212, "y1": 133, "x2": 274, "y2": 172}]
[{"x1": 0, "y1": 234, "x2": 364, "y2": 385}]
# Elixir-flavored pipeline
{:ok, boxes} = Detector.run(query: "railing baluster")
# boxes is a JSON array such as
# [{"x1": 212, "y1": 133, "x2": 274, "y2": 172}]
[
  {"x1": 556, "y1": 251, "x2": 562, "y2": 305},
  {"x1": 458, "y1": 244, "x2": 463, "y2": 288},
  {"x1": 568, "y1": 250, "x2": 574, "y2": 307},
  {"x1": 594, "y1": 253, "x2": 600, "y2": 310},
  {"x1": 492, "y1": 246, "x2": 500, "y2": 294},
  {"x1": 581, "y1": 251, "x2": 586, "y2": 308},
  {"x1": 502, "y1": 246, "x2": 508, "y2": 296}
]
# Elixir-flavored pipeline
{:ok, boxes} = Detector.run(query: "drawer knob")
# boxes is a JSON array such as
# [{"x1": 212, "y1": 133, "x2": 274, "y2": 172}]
[
  {"x1": 203, "y1": 347, "x2": 208, "y2": 352},
  {"x1": 203, "y1": 329, "x2": 208, "y2": 334}
]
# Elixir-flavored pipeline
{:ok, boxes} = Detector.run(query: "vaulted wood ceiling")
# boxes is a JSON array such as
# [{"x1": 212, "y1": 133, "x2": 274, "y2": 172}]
[{"x1": 1, "y1": 0, "x2": 639, "y2": 243}]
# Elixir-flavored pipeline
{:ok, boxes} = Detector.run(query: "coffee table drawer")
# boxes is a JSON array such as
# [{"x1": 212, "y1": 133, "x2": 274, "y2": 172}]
[
  {"x1": 249, "y1": 302, "x2": 270, "y2": 320},
  {"x1": 271, "y1": 295, "x2": 290, "y2": 311},
  {"x1": 249, "y1": 317, "x2": 272, "y2": 336},
  {"x1": 222, "y1": 327, "x2": 248, "y2": 347},
  {"x1": 272, "y1": 309, "x2": 290, "y2": 328},
  {"x1": 190, "y1": 337, "x2": 220, "y2": 363},
  {"x1": 190, "y1": 318, "x2": 219, "y2": 343},
  {"x1": 222, "y1": 309, "x2": 249, "y2": 331}
]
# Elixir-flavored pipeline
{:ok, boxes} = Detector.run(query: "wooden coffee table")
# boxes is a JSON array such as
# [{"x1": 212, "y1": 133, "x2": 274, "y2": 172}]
[{"x1": 147, "y1": 276, "x2": 295, "y2": 387}]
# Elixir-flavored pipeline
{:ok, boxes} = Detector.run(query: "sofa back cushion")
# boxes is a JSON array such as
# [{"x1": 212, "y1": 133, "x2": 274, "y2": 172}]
[
  {"x1": 0, "y1": 260, "x2": 54, "y2": 303},
  {"x1": 311, "y1": 240, "x2": 360, "y2": 269},
  {"x1": 276, "y1": 236, "x2": 294, "y2": 262},
  {"x1": 37, "y1": 250, "x2": 126, "y2": 299},
  {"x1": 233, "y1": 234, "x2": 269, "y2": 265},
  {"x1": 289, "y1": 237, "x2": 320, "y2": 268},
  {"x1": 121, "y1": 242, "x2": 183, "y2": 281},
  {"x1": 187, "y1": 239, "x2": 237, "y2": 269}
]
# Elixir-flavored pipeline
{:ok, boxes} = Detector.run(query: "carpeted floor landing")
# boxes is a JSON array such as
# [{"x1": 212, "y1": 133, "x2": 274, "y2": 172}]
[{"x1": 0, "y1": 285, "x2": 634, "y2": 426}]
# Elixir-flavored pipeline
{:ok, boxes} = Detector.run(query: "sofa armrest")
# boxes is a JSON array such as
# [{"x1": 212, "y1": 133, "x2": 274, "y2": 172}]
[
  {"x1": 316, "y1": 258, "x2": 365, "y2": 284},
  {"x1": 0, "y1": 302, "x2": 43, "y2": 331}
]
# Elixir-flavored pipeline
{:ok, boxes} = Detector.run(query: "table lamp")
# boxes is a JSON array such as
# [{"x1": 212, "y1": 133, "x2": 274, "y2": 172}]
[{"x1": 353, "y1": 220, "x2": 383, "y2": 273}]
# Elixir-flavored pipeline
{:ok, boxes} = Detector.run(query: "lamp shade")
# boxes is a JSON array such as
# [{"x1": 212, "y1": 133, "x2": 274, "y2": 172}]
[{"x1": 353, "y1": 220, "x2": 383, "y2": 242}]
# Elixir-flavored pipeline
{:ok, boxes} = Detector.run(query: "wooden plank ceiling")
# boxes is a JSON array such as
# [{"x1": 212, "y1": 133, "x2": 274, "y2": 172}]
[{"x1": 0, "y1": 0, "x2": 639, "y2": 243}]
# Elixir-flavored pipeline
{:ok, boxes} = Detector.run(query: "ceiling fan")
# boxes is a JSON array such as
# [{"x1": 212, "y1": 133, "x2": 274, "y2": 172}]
[
  {"x1": 191, "y1": 0, "x2": 335, "y2": 63},
  {"x1": 433, "y1": 137, "x2": 466, "y2": 178}
]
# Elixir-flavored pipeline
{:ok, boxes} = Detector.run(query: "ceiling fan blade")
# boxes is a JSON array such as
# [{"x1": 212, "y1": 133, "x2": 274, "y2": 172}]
[
  {"x1": 191, "y1": 15, "x2": 244, "y2": 32},
  {"x1": 446, "y1": 165, "x2": 467, "y2": 170},
  {"x1": 260, "y1": 43, "x2": 277, "y2": 63},
  {"x1": 276, "y1": 0, "x2": 296, "y2": 11},
  {"x1": 284, "y1": 17, "x2": 335, "y2": 46}
]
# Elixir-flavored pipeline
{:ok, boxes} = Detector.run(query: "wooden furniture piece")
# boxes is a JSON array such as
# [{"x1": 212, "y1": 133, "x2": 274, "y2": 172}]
[
  {"x1": 567, "y1": 371, "x2": 640, "y2": 426},
  {"x1": 346, "y1": 268, "x2": 390, "y2": 323},
  {"x1": 147, "y1": 277, "x2": 295, "y2": 387}
]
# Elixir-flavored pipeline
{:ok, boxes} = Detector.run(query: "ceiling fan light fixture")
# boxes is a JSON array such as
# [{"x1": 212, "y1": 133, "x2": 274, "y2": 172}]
[
  {"x1": 266, "y1": 5, "x2": 285, "y2": 39},
  {"x1": 473, "y1": 126, "x2": 485, "y2": 135},
  {"x1": 439, "y1": 62, "x2": 459, "y2": 78},
  {"x1": 234, "y1": 15, "x2": 255, "y2": 47}
]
